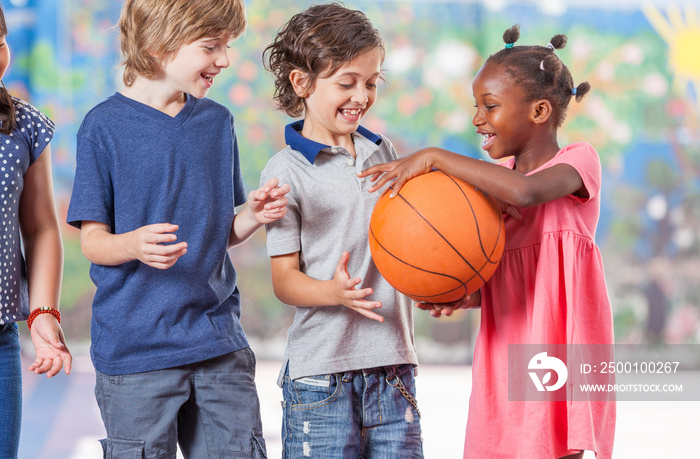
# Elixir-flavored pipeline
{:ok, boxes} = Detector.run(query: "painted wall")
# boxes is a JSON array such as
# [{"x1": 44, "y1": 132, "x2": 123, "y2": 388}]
[{"x1": 5, "y1": 0, "x2": 700, "y2": 356}]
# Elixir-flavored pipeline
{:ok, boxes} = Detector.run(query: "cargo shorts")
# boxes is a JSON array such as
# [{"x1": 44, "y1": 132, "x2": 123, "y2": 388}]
[{"x1": 95, "y1": 347, "x2": 266, "y2": 459}]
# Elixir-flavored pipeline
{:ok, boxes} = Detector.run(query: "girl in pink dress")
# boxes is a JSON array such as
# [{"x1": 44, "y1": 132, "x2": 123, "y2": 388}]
[{"x1": 360, "y1": 24, "x2": 615, "y2": 459}]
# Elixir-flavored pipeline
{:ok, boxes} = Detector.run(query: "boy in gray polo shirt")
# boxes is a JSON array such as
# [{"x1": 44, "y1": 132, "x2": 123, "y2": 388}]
[{"x1": 260, "y1": 4, "x2": 423, "y2": 458}]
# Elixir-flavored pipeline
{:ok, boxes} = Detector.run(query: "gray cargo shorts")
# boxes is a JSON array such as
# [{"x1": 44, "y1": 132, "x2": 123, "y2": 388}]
[{"x1": 95, "y1": 347, "x2": 267, "y2": 459}]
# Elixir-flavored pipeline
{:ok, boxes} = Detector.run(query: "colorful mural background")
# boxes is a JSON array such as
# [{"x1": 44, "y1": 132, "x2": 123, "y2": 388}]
[{"x1": 5, "y1": 0, "x2": 700, "y2": 359}]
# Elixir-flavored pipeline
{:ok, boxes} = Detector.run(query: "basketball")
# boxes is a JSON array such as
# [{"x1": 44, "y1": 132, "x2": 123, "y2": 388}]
[{"x1": 369, "y1": 170, "x2": 505, "y2": 303}]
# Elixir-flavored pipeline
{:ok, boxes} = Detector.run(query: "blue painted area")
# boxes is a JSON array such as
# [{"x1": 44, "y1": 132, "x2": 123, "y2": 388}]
[
  {"x1": 617, "y1": 141, "x2": 680, "y2": 186},
  {"x1": 531, "y1": 7, "x2": 652, "y2": 36},
  {"x1": 442, "y1": 134, "x2": 480, "y2": 159}
]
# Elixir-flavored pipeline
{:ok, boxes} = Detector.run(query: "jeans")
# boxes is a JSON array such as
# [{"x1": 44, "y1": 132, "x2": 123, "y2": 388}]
[
  {"x1": 95, "y1": 347, "x2": 266, "y2": 459},
  {"x1": 281, "y1": 364, "x2": 424, "y2": 459},
  {"x1": 0, "y1": 323, "x2": 21, "y2": 459}
]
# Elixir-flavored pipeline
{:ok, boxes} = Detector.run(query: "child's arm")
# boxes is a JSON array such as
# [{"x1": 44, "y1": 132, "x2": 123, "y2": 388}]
[
  {"x1": 271, "y1": 250, "x2": 384, "y2": 323},
  {"x1": 18, "y1": 146, "x2": 72, "y2": 377},
  {"x1": 80, "y1": 221, "x2": 188, "y2": 270},
  {"x1": 360, "y1": 147, "x2": 584, "y2": 208},
  {"x1": 228, "y1": 177, "x2": 290, "y2": 248}
]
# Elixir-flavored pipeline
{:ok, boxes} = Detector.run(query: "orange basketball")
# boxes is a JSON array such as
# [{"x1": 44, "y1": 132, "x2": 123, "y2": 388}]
[{"x1": 369, "y1": 170, "x2": 505, "y2": 303}]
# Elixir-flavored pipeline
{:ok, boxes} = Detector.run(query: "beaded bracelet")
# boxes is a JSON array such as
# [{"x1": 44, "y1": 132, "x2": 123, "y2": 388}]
[{"x1": 27, "y1": 307, "x2": 61, "y2": 330}]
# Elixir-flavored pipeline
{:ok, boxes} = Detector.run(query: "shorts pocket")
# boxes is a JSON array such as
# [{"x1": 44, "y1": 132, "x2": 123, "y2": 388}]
[
  {"x1": 100, "y1": 438, "x2": 145, "y2": 459},
  {"x1": 252, "y1": 429, "x2": 267, "y2": 458},
  {"x1": 287, "y1": 374, "x2": 340, "y2": 408}
]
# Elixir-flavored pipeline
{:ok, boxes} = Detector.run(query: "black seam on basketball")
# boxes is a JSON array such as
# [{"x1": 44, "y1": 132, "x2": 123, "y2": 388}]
[
  {"x1": 475, "y1": 189, "x2": 504, "y2": 264},
  {"x1": 392, "y1": 178, "x2": 488, "y2": 284},
  {"x1": 369, "y1": 226, "x2": 473, "y2": 296},
  {"x1": 407, "y1": 286, "x2": 466, "y2": 301},
  {"x1": 436, "y1": 170, "x2": 501, "y2": 265}
]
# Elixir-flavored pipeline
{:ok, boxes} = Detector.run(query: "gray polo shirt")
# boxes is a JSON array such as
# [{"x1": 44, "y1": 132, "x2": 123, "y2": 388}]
[{"x1": 261, "y1": 121, "x2": 418, "y2": 385}]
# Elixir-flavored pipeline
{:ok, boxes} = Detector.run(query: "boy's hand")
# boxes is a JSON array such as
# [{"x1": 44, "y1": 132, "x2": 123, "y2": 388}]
[
  {"x1": 415, "y1": 290, "x2": 481, "y2": 318},
  {"x1": 248, "y1": 177, "x2": 291, "y2": 224},
  {"x1": 128, "y1": 223, "x2": 188, "y2": 269},
  {"x1": 332, "y1": 251, "x2": 384, "y2": 322},
  {"x1": 28, "y1": 314, "x2": 72, "y2": 378}
]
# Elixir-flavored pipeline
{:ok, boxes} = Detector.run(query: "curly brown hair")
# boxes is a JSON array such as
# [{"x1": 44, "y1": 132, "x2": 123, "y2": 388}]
[
  {"x1": 485, "y1": 24, "x2": 591, "y2": 127},
  {"x1": 262, "y1": 2, "x2": 385, "y2": 118}
]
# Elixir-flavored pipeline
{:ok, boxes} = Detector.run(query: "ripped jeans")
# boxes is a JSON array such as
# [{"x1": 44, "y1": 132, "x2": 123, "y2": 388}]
[
  {"x1": 95, "y1": 347, "x2": 266, "y2": 459},
  {"x1": 281, "y1": 364, "x2": 423, "y2": 459}
]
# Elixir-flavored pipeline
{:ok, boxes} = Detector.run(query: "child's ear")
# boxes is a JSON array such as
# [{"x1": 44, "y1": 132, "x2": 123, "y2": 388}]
[
  {"x1": 289, "y1": 69, "x2": 311, "y2": 98},
  {"x1": 530, "y1": 99, "x2": 553, "y2": 124},
  {"x1": 147, "y1": 49, "x2": 168, "y2": 70}
]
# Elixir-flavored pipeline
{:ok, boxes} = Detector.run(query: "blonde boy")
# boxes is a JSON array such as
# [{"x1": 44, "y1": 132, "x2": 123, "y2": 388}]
[{"x1": 67, "y1": 1, "x2": 288, "y2": 457}]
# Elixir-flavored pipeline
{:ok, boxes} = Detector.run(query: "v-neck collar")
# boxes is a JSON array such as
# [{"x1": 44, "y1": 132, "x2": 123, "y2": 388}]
[{"x1": 114, "y1": 92, "x2": 196, "y2": 127}]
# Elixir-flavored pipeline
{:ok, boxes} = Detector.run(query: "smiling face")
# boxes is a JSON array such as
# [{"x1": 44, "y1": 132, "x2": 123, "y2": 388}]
[
  {"x1": 296, "y1": 47, "x2": 383, "y2": 147},
  {"x1": 160, "y1": 35, "x2": 233, "y2": 99},
  {"x1": 472, "y1": 62, "x2": 537, "y2": 160}
]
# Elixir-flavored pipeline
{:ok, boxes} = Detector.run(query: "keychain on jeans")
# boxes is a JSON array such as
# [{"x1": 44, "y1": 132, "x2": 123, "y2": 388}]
[{"x1": 388, "y1": 374, "x2": 421, "y2": 419}]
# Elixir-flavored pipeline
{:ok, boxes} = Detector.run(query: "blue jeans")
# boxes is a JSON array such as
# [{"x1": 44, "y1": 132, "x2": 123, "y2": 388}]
[
  {"x1": 95, "y1": 347, "x2": 266, "y2": 459},
  {"x1": 0, "y1": 323, "x2": 22, "y2": 459},
  {"x1": 281, "y1": 364, "x2": 424, "y2": 459}
]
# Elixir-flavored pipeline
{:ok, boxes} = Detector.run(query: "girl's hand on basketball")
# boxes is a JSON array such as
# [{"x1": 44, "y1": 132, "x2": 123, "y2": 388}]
[
  {"x1": 415, "y1": 290, "x2": 481, "y2": 318},
  {"x1": 415, "y1": 302, "x2": 463, "y2": 318},
  {"x1": 333, "y1": 251, "x2": 384, "y2": 323},
  {"x1": 359, "y1": 149, "x2": 436, "y2": 198}
]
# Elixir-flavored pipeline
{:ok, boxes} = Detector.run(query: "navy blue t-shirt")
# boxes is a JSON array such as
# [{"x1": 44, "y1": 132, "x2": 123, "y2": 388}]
[{"x1": 67, "y1": 93, "x2": 249, "y2": 375}]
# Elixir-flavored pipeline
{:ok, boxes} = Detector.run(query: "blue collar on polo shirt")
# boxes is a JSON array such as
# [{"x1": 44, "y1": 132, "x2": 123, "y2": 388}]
[{"x1": 284, "y1": 120, "x2": 383, "y2": 164}]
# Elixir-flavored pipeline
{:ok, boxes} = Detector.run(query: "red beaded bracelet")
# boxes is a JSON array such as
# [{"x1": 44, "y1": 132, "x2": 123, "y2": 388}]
[{"x1": 27, "y1": 307, "x2": 61, "y2": 330}]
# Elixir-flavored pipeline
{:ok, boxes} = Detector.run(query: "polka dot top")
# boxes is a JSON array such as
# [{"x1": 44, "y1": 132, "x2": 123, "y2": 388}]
[{"x1": 0, "y1": 97, "x2": 55, "y2": 325}]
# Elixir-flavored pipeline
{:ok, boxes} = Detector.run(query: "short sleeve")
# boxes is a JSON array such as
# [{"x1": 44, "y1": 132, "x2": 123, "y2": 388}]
[
  {"x1": 66, "y1": 123, "x2": 115, "y2": 229},
  {"x1": 550, "y1": 142, "x2": 602, "y2": 202},
  {"x1": 231, "y1": 117, "x2": 247, "y2": 208},
  {"x1": 260, "y1": 156, "x2": 302, "y2": 257},
  {"x1": 12, "y1": 98, "x2": 55, "y2": 165},
  {"x1": 379, "y1": 134, "x2": 399, "y2": 161}
]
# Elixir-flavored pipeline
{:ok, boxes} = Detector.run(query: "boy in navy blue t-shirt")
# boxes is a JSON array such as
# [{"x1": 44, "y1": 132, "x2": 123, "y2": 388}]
[{"x1": 67, "y1": 0, "x2": 289, "y2": 457}]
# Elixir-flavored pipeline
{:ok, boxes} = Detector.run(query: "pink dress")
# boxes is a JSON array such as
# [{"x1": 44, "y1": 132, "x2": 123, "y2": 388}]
[{"x1": 464, "y1": 143, "x2": 616, "y2": 459}]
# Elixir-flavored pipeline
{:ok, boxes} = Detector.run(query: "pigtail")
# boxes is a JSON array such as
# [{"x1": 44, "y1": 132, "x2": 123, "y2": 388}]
[
  {"x1": 539, "y1": 54, "x2": 562, "y2": 84},
  {"x1": 548, "y1": 34, "x2": 567, "y2": 50},
  {"x1": 540, "y1": 33, "x2": 567, "y2": 83},
  {"x1": 503, "y1": 24, "x2": 520, "y2": 47},
  {"x1": 0, "y1": 82, "x2": 15, "y2": 136},
  {"x1": 572, "y1": 81, "x2": 591, "y2": 102}
]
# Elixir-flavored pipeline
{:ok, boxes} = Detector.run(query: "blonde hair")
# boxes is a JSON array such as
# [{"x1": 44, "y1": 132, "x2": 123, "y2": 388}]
[{"x1": 119, "y1": 0, "x2": 246, "y2": 86}]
